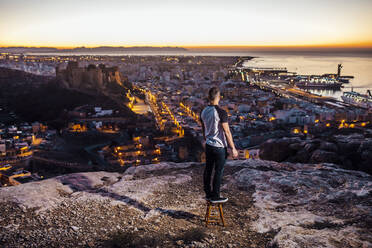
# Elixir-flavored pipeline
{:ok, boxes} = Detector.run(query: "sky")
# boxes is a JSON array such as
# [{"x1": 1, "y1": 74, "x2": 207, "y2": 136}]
[{"x1": 1, "y1": 0, "x2": 372, "y2": 48}]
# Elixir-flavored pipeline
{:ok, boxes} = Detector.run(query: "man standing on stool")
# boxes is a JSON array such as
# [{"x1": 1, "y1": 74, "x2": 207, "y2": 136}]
[{"x1": 200, "y1": 87, "x2": 238, "y2": 203}]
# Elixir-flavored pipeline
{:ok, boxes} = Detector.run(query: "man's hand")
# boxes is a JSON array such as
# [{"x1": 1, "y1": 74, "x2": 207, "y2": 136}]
[{"x1": 232, "y1": 148, "x2": 238, "y2": 159}]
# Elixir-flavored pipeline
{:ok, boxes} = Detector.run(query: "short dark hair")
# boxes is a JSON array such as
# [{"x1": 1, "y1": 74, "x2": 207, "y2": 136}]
[{"x1": 208, "y1": 87, "x2": 220, "y2": 101}]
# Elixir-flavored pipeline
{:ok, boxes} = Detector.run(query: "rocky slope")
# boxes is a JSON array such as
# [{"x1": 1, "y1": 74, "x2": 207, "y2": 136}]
[
  {"x1": 259, "y1": 134, "x2": 372, "y2": 175},
  {"x1": 0, "y1": 160, "x2": 371, "y2": 248}
]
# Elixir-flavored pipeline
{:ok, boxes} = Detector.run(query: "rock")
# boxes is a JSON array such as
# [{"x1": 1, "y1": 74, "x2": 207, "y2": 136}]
[
  {"x1": 71, "y1": 226, "x2": 79, "y2": 232},
  {"x1": 0, "y1": 171, "x2": 122, "y2": 212},
  {"x1": 334, "y1": 134, "x2": 363, "y2": 154},
  {"x1": 176, "y1": 240, "x2": 184, "y2": 245},
  {"x1": 290, "y1": 149, "x2": 310, "y2": 163},
  {"x1": 303, "y1": 143, "x2": 318, "y2": 153},
  {"x1": 192, "y1": 241, "x2": 206, "y2": 248},
  {"x1": 358, "y1": 140, "x2": 372, "y2": 155},
  {"x1": 0, "y1": 170, "x2": 192, "y2": 212},
  {"x1": 288, "y1": 142, "x2": 303, "y2": 151},
  {"x1": 259, "y1": 138, "x2": 299, "y2": 162},
  {"x1": 230, "y1": 159, "x2": 372, "y2": 248},
  {"x1": 124, "y1": 162, "x2": 194, "y2": 175},
  {"x1": 319, "y1": 142, "x2": 338, "y2": 152},
  {"x1": 310, "y1": 149, "x2": 340, "y2": 164},
  {"x1": 357, "y1": 140, "x2": 372, "y2": 174}
]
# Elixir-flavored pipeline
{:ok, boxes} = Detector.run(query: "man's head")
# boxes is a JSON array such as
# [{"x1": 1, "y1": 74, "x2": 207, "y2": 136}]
[{"x1": 208, "y1": 87, "x2": 220, "y2": 104}]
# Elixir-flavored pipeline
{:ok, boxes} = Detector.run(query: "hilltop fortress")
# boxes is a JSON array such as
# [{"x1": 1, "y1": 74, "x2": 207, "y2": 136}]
[{"x1": 56, "y1": 62, "x2": 129, "y2": 92}]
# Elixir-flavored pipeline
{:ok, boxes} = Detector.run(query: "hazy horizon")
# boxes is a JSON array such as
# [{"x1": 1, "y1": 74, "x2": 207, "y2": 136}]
[{"x1": 1, "y1": 44, "x2": 372, "y2": 54}]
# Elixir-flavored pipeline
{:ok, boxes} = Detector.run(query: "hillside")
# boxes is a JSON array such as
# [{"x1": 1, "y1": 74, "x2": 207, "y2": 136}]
[
  {"x1": 0, "y1": 67, "x2": 134, "y2": 125},
  {"x1": 0, "y1": 160, "x2": 371, "y2": 247}
]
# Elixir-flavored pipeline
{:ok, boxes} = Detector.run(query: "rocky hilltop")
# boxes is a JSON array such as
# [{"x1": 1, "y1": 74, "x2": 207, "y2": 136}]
[
  {"x1": 0, "y1": 160, "x2": 371, "y2": 248},
  {"x1": 56, "y1": 62, "x2": 131, "y2": 95}
]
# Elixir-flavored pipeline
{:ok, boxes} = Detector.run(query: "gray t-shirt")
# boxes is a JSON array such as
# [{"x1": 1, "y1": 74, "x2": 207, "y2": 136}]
[{"x1": 200, "y1": 105, "x2": 228, "y2": 148}]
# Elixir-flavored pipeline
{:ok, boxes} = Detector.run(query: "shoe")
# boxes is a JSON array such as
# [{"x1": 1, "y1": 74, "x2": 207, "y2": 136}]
[
  {"x1": 210, "y1": 196, "x2": 228, "y2": 203},
  {"x1": 205, "y1": 194, "x2": 212, "y2": 201}
]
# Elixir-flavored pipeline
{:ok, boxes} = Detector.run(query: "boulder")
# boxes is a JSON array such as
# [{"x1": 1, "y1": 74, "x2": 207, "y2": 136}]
[
  {"x1": 259, "y1": 138, "x2": 299, "y2": 162},
  {"x1": 303, "y1": 142, "x2": 318, "y2": 153},
  {"x1": 310, "y1": 149, "x2": 340, "y2": 164},
  {"x1": 319, "y1": 141, "x2": 338, "y2": 153},
  {"x1": 336, "y1": 140, "x2": 361, "y2": 155},
  {"x1": 334, "y1": 134, "x2": 363, "y2": 154},
  {"x1": 288, "y1": 142, "x2": 303, "y2": 151},
  {"x1": 358, "y1": 140, "x2": 372, "y2": 174},
  {"x1": 287, "y1": 149, "x2": 310, "y2": 163}
]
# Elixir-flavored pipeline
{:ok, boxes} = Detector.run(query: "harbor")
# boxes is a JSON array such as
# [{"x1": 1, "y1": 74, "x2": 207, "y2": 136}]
[{"x1": 229, "y1": 57, "x2": 372, "y2": 112}]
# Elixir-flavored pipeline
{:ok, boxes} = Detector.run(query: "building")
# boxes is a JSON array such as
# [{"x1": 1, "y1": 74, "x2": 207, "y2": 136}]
[{"x1": 56, "y1": 62, "x2": 129, "y2": 90}]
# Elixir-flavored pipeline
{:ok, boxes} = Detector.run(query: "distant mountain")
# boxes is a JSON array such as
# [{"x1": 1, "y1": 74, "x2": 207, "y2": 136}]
[
  {"x1": 0, "y1": 46, "x2": 188, "y2": 53},
  {"x1": 0, "y1": 47, "x2": 59, "y2": 53}
]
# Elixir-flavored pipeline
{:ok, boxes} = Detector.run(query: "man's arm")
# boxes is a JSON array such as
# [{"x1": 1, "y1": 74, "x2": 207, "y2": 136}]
[
  {"x1": 201, "y1": 119, "x2": 206, "y2": 140},
  {"x1": 200, "y1": 112, "x2": 206, "y2": 140},
  {"x1": 217, "y1": 107, "x2": 238, "y2": 158},
  {"x1": 222, "y1": 122, "x2": 237, "y2": 154}
]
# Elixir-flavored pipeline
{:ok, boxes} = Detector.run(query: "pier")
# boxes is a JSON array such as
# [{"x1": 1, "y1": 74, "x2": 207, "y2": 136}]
[{"x1": 254, "y1": 81, "x2": 366, "y2": 111}]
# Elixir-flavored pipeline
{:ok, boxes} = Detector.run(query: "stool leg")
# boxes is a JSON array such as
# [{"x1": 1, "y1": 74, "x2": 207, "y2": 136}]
[
  {"x1": 205, "y1": 204, "x2": 212, "y2": 227},
  {"x1": 204, "y1": 202, "x2": 209, "y2": 222},
  {"x1": 218, "y1": 203, "x2": 225, "y2": 227}
]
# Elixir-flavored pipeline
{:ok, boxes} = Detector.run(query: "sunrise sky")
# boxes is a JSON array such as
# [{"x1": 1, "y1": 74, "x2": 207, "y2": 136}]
[{"x1": 1, "y1": 0, "x2": 372, "y2": 49}]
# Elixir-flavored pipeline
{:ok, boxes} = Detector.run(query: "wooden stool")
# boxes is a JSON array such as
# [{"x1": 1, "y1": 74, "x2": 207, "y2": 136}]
[{"x1": 204, "y1": 200, "x2": 226, "y2": 227}]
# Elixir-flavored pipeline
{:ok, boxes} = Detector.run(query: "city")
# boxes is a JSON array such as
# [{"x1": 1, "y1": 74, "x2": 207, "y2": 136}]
[
  {"x1": 1, "y1": 53, "x2": 371, "y2": 187},
  {"x1": 0, "y1": 0, "x2": 371, "y2": 247}
]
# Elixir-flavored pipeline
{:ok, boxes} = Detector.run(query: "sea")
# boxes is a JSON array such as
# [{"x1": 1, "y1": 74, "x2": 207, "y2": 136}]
[
  {"x1": 28, "y1": 51, "x2": 372, "y2": 100},
  {"x1": 241, "y1": 54, "x2": 372, "y2": 100}
]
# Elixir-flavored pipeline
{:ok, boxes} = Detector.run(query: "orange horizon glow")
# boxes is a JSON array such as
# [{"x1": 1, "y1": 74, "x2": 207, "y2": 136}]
[
  {"x1": 185, "y1": 42, "x2": 372, "y2": 49},
  {"x1": 1, "y1": 42, "x2": 372, "y2": 50}
]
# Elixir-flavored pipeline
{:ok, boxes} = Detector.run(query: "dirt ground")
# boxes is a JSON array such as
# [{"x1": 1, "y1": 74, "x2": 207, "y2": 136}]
[{"x1": 0, "y1": 164, "x2": 276, "y2": 248}]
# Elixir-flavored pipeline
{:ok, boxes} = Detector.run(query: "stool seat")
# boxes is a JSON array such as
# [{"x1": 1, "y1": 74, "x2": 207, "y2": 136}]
[
  {"x1": 209, "y1": 198, "x2": 228, "y2": 203},
  {"x1": 204, "y1": 200, "x2": 226, "y2": 227}
]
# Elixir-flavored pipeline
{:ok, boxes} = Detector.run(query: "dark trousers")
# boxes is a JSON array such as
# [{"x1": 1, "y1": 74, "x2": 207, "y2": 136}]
[{"x1": 203, "y1": 144, "x2": 227, "y2": 198}]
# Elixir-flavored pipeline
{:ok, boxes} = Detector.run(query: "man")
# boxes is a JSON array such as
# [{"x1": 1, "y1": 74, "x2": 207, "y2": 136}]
[{"x1": 200, "y1": 86, "x2": 238, "y2": 203}]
